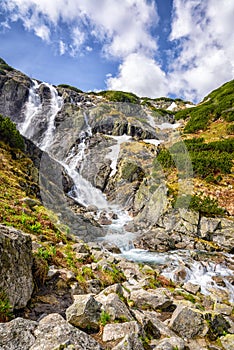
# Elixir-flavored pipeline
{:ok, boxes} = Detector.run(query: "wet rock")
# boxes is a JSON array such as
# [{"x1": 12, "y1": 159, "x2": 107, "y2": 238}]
[
  {"x1": 113, "y1": 334, "x2": 145, "y2": 350},
  {"x1": 86, "y1": 205, "x2": 98, "y2": 212},
  {"x1": 98, "y1": 211, "x2": 112, "y2": 225},
  {"x1": 96, "y1": 292, "x2": 133, "y2": 322},
  {"x1": 102, "y1": 241, "x2": 121, "y2": 253},
  {"x1": 0, "y1": 317, "x2": 37, "y2": 350},
  {"x1": 66, "y1": 294, "x2": 101, "y2": 331},
  {"x1": 31, "y1": 313, "x2": 103, "y2": 350},
  {"x1": 102, "y1": 321, "x2": 142, "y2": 342},
  {"x1": 130, "y1": 288, "x2": 172, "y2": 311},
  {"x1": 152, "y1": 336, "x2": 185, "y2": 350},
  {"x1": 0, "y1": 224, "x2": 34, "y2": 309},
  {"x1": 169, "y1": 305, "x2": 208, "y2": 339}
]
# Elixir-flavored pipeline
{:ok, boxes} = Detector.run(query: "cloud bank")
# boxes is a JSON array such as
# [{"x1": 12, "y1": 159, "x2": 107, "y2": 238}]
[{"x1": 1, "y1": 0, "x2": 234, "y2": 102}]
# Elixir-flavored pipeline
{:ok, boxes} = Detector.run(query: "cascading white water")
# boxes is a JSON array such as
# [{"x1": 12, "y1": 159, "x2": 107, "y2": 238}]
[
  {"x1": 63, "y1": 111, "x2": 109, "y2": 209},
  {"x1": 40, "y1": 83, "x2": 63, "y2": 151},
  {"x1": 20, "y1": 80, "x2": 63, "y2": 150},
  {"x1": 19, "y1": 80, "x2": 42, "y2": 137}
]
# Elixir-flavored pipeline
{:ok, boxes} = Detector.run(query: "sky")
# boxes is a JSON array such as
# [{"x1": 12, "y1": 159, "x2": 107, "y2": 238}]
[{"x1": 0, "y1": 0, "x2": 234, "y2": 103}]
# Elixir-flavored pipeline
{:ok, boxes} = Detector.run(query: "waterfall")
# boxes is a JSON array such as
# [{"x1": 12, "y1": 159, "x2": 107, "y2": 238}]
[
  {"x1": 39, "y1": 83, "x2": 63, "y2": 151},
  {"x1": 20, "y1": 80, "x2": 63, "y2": 149},
  {"x1": 62, "y1": 111, "x2": 108, "y2": 209},
  {"x1": 19, "y1": 80, "x2": 42, "y2": 137}
]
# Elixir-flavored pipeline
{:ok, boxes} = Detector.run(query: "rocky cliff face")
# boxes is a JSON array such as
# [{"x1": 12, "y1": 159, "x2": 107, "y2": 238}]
[{"x1": 0, "y1": 66, "x2": 31, "y2": 122}]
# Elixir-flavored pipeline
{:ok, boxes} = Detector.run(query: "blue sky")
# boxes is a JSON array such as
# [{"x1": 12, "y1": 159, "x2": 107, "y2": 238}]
[{"x1": 0, "y1": 0, "x2": 233, "y2": 103}]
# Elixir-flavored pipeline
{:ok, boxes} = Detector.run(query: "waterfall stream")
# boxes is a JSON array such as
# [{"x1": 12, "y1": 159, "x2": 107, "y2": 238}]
[
  {"x1": 19, "y1": 80, "x2": 43, "y2": 137},
  {"x1": 20, "y1": 80, "x2": 234, "y2": 302},
  {"x1": 39, "y1": 83, "x2": 63, "y2": 151}
]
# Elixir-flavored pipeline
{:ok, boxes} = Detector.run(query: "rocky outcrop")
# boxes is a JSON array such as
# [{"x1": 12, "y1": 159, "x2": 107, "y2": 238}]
[
  {"x1": 135, "y1": 208, "x2": 234, "y2": 253},
  {"x1": 0, "y1": 68, "x2": 31, "y2": 122},
  {"x1": 102, "y1": 321, "x2": 142, "y2": 342},
  {"x1": 0, "y1": 317, "x2": 37, "y2": 349},
  {"x1": 66, "y1": 294, "x2": 102, "y2": 331},
  {"x1": 31, "y1": 313, "x2": 103, "y2": 350},
  {"x1": 130, "y1": 288, "x2": 172, "y2": 311},
  {"x1": 0, "y1": 224, "x2": 34, "y2": 309},
  {"x1": 0, "y1": 314, "x2": 103, "y2": 350},
  {"x1": 95, "y1": 292, "x2": 134, "y2": 322},
  {"x1": 169, "y1": 305, "x2": 208, "y2": 339}
]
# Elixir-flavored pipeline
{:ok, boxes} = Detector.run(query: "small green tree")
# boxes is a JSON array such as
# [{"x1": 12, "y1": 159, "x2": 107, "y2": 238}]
[{"x1": 0, "y1": 114, "x2": 24, "y2": 150}]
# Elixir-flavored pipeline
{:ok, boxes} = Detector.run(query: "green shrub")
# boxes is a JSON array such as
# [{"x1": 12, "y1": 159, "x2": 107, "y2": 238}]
[
  {"x1": 165, "y1": 138, "x2": 234, "y2": 180},
  {"x1": 37, "y1": 245, "x2": 56, "y2": 262},
  {"x1": 100, "y1": 310, "x2": 111, "y2": 326},
  {"x1": 0, "y1": 290, "x2": 13, "y2": 322},
  {"x1": 0, "y1": 115, "x2": 24, "y2": 150},
  {"x1": 0, "y1": 62, "x2": 13, "y2": 71},
  {"x1": 154, "y1": 148, "x2": 175, "y2": 169},
  {"x1": 174, "y1": 194, "x2": 226, "y2": 216}
]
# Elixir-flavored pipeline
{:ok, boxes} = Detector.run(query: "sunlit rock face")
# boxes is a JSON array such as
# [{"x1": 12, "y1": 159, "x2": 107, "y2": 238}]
[{"x1": 0, "y1": 224, "x2": 34, "y2": 309}]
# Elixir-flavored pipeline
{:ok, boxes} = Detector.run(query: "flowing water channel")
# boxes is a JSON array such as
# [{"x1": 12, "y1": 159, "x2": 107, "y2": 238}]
[{"x1": 18, "y1": 80, "x2": 234, "y2": 302}]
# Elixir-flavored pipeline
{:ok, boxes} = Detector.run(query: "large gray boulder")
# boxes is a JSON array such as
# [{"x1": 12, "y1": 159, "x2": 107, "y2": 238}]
[
  {"x1": 31, "y1": 313, "x2": 103, "y2": 350},
  {"x1": 152, "y1": 336, "x2": 185, "y2": 350},
  {"x1": 96, "y1": 292, "x2": 133, "y2": 322},
  {"x1": 0, "y1": 224, "x2": 34, "y2": 309},
  {"x1": 113, "y1": 334, "x2": 145, "y2": 350},
  {"x1": 0, "y1": 314, "x2": 104, "y2": 350},
  {"x1": 66, "y1": 294, "x2": 101, "y2": 331},
  {"x1": 169, "y1": 305, "x2": 208, "y2": 339},
  {"x1": 212, "y1": 218, "x2": 234, "y2": 252},
  {"x1": 102, "y1": 321, "x2": 142, "y2": 342},
  {"x1": 130, "y1": 288, "x2": 172, "y2": 311},
  {"x1": 0, "y1": 317, "x2": 37, "y2": 350}
]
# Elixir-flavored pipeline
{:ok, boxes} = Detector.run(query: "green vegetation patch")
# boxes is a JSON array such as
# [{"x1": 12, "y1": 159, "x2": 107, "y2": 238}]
[
  {"x1": 0, "y1": 289, "x2": 13, "y2": 322},
  {"x1": 98, "y1": 90, "x2": 140, "y2": 104},
  {"x1": 57, "y1": 84, "x2": 83, "y2": 93},
  {"x1": 0, "y1": 58, "x2": 13, "y2": 72},
  {"x1": 175, "y1": 80, "x2": 234, "y2": 132},
  {"x1": 174, "y1": 194, "x2": 226, "y2": 216},
  {"x1": 156, "y1": 138, "x2": 234, "y2": 182}
]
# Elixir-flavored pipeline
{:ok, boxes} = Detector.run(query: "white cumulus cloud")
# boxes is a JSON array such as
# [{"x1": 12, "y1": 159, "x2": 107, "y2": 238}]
[
  {"x1": 168, "y1": 0, "x2": 234, "y2": 101},
  {"x1": 107, "y1": 53, "x2": 167, "y2": 97},
  {"x1": 1, "y1": 0, "x2": 234, "y2": 102}
]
